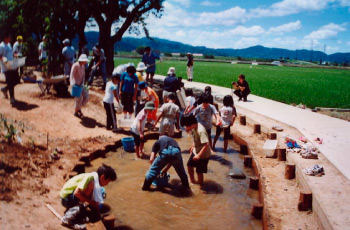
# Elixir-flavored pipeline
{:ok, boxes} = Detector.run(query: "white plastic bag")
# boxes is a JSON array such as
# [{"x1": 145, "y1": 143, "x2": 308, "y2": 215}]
[{"x1": 116, "y1": 103, "x2": 123, "y2": 114}]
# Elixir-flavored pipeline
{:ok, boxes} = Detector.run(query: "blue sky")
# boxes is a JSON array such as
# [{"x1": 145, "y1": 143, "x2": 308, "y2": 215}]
[
  {"x1": 140, "y1": 0, "x2": 350, "y2": 54},
  {"x1": 88, "y1": 0, "x2": 350, "y2": 54}
]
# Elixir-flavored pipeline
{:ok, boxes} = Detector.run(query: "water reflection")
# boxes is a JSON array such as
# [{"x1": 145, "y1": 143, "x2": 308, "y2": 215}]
[{"x1": 88, "y1": 130, "x2": 262, "y2": 230}]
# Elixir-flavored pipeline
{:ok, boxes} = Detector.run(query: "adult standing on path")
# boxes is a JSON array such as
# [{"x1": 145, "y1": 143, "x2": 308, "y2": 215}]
[
  {"x1": 142, "y1": 46, "x2": 160, "y2": 88},
  {"x1": 0, "y1": 32, "x2": 20, "y2": 105},
  {"x1": 70, "y1": 54, "x2": 89, "y2": 118},
  {"x1": 13, "y1": 35, "x2": 24, "y2": 77},
  {"x1": 62, "y1": 38, "x2": 75, "y2": 85},
  {"x1": 38, "y1": 35, "x2": 48, "y2": 70},
  {"x1": 186, "y1": 52, "x2": 194, "y2": 82}
]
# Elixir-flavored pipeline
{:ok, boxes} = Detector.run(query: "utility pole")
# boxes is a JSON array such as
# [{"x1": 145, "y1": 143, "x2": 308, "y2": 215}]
[{"x1": 324, "y1": 45, "x2": 327, "y2": 64}]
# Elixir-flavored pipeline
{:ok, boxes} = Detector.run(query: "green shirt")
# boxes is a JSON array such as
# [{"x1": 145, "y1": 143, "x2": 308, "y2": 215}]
[
  {"x1": 192, "y1": 123, "x2": 211, "y2": 159},
  {"x1": 60, "y1": 173, "x2": 94, "y2": 199}
]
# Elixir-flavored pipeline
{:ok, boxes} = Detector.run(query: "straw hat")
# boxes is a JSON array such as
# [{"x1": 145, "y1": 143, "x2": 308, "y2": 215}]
[
  {"x1": 78, "y1": 54, "x2": 89, "y2": 62},
  {"x1": 136, "y1": 62, "x2": 147, "y2": 71},
  {"x1": 17, "y1": 35, "x2": 23, "y2": 41},
  {"x1": 167, "y1": 67, "x2": 176, "y2": 75}
]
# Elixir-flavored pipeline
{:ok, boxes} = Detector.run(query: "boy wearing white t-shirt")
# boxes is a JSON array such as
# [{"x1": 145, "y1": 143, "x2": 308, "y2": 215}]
[
  {"x1": 155, "y1": 93, "x2": 180, "y2": 137},
  {"x1": 213, "y1": 95, "x2": 237, "y2": 153},
  {"x1": 184, "y1": 88, "x2": 195, "y2": 115},
  {"x1": 103, "y1": 74, "x2": 121, "y2": 132}
]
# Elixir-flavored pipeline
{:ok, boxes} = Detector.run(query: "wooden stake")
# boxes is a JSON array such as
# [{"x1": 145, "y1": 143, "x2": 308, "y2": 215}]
[
  {"x1": 47, "y1": 132, "x2": 49, "y2": 150},
  {"x1": 239, "y1": 116, "x2": 246, "y2": 126},
  {"x1": 251, "y1": 203, "x2": 263, "y2": 219},
  {"x1": 277, "y1": 148, "x2": 287, "y2": 161},
  {"x1": 102, "y1": 214, "x2": 115, "y2": 229},
  {"x1": 285, "y1": 163, "x2": 295, "y2": 179},
  {"x1": 298, "y1": 190, "x2": 312, "y2": 211},
  {"x1": 244, "y1": 156, "x2": 253, "y2": 168},
  {"x1": 240, "y1": 145, "x2": 248, "y2": 155},
  {"x1": 253, "y1": 124, "x2": 261, "y2": 134},
  {"x1": 249, "y1": 176, "x2": 259, "y2": 190},
  {"x1": 269, "y1": 132, "x2": 277, "y2": 140}
]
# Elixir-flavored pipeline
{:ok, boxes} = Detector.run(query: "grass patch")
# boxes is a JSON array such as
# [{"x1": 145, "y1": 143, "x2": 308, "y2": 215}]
[{"x1": 114, "y1": 58, "x2": 350, "y2": 109}]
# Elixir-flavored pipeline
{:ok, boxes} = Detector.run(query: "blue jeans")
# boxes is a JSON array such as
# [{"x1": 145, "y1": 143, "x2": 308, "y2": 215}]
[{"x1": 145, "y1": 146, "x2": 189, "y2": 188}]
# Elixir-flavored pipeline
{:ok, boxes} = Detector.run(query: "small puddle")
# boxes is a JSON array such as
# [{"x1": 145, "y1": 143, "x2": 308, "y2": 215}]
[{"x1": 88, "y1": 130, "x2": 262, "y2": 230}]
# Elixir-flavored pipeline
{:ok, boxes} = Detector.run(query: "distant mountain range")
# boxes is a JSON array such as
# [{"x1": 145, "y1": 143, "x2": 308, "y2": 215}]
[{"x1": 83, "y1": 32, "x2": 350, "y2": 63}]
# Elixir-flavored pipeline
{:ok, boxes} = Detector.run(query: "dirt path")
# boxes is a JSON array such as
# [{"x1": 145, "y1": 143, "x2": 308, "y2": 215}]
[{"x1": 0, "y1": 75, "x2": 321, "y2": 230}]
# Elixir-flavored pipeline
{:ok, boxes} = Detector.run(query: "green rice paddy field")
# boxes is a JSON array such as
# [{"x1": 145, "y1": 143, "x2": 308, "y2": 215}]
[{"x1": 115, "y1": 58, "x2": 350, "y2": 109}]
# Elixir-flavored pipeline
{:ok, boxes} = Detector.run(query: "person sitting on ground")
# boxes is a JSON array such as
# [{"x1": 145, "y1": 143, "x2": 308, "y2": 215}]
[
  {"x1": 213, "y1": 95, "x2": 237, "y2": 153},
  {"x1": 119, "y1": 65, "x2": 139, "y2": 120},
  {"x1": 163, "y1": 67, "x2": 179, "y2": 103},
  {"x1": 130, "y1": 101, "x2": 156, "y2": 159},
  {"x1": 185, "y1": 86, "x2": 214, "y2": 114},
  {"x1": 103, "y1": 74, "x2": 122, "y2": 133},
  {"x1": 142, "y1": 135, "x2": 190, "y2": 191},
  {"x1": 62, "y1": 38, "x2": 75, "y2": 84},
  {"x1": 70, "y1": 54, "x2": 89, "y2": 118},
  {"x1": 135, "y1": 62, "x2": 148, "y2": 115},
  {"x1": 180, "y1": 114, "x2": 211, "y2": 189},
  {"x1": 155, "y1": 93, "x2": 180, "y2": 137},
  {"x1": 59, "y1": 164, "x2": 117, "y2": 229},
  {"x1": 138, "y1": 81, "x2": 159, "y2": 127},
  {"x1": 233, "y1": 74, "x2": 251, "y2": 102},
  {"x1": 184, "y1": 88, "x2": 196, "y2": 115},
  {"x1": 192, "y1": 94, "x2": 221, "y2": 149}
]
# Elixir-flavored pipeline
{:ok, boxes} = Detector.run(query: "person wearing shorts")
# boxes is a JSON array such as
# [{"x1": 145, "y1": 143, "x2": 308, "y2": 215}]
[
  {"x1": 155, "y1": 93, "x2": 180, "y2": 137},
  {"x1": 130, "y1": 101, "x2": 155, "y2": 159},
  {"x1": 180, "y1": 114, "x2": 211, "y2": 189},
  {"x1": 213, "y1": 95, "x2": 237, "y2": 153},
  {"x1": 120, "y1": 66, "x2": 139, "y2": 119}
]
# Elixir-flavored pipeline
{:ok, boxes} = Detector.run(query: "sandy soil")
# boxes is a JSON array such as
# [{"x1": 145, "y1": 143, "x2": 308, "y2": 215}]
[{"x1": 0, "y1": 74, "x2": 321, "y2": 230}]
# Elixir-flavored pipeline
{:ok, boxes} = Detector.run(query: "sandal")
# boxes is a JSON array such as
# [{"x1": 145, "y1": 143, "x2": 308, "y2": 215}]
[
  {"x1": 301, "y1": 151, "x2": 318, "y2": 159},
  {"x1": 314, "y1": 137, "x2": 323, "y2": 144},
  {"x1": 299, "y1": 136, "x2": 307, "y2": 143},
  {"x1": 303, "y1": 164, "x2": 324, "y2": 176}
]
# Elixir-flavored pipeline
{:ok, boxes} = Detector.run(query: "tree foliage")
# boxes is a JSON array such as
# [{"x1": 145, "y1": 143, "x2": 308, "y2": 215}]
[{"x1": 1, "y1": 0, "x2": 165, "y2": 75}]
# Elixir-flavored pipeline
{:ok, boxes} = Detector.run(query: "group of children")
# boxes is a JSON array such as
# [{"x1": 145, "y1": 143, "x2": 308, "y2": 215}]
[{"x1": 61, "y1": 64, "x2": 240, "y2": 229}]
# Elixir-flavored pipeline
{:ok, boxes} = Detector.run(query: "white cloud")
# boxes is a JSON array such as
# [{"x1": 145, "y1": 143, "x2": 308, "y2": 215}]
[
  {"x1": 170, "y1": 0, "x2": 191, "y2": 8},
  {"x1": 233, "y1": 37, "x2": 260, "y2": 49},
  {"x1": 347, "y1": 41, "x2": 350, "y2": 46},
  {"x1": 197, "y1": 7, "x2": 247, "y2": 26},
  {"x1": 249, "y1": 0, "x2": 333, "y2": 18},
  {"x1": 227, "y1": 26, "x2": 265, "y2": 36},
  {"x1": 338, "y1": 0, "x2": 350, "y2": 6},
  {"x1": 200, "y1": 1, "x2": 221, "y2": 7},
  {"x1": 305, "y1": 23, "x2": 346, "y2": 40},
  {"x1": 268, "y1": 21, "x2": 302, "y2": 34}
]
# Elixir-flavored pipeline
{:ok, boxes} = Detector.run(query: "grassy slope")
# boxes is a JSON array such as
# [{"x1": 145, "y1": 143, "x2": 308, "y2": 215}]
[{"x1": 114, "y1": 58, "x2": 350, "y2": 109}]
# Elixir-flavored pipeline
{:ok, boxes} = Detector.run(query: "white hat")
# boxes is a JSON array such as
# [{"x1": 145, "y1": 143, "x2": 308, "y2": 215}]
[
  {"x1": 187, "y1": 52, "x2": 192, "y2": 55},
  {"x1": 167, "y1": 67, "x2": 176, "y2": 75},
  {"x1": 63, "y1": 38, "x2": 70, "y2": 44},
  {"x1": 136, "y1": 62, "x2": 147, "y2": 71},
  {"x1": 78, "y1": 54, "x2": 88, "y2": 62}
]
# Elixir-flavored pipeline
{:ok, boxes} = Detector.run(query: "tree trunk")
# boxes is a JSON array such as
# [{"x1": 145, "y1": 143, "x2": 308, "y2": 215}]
[{"x1": 98, "y1": 23, "x2": 115, "y2": 77}]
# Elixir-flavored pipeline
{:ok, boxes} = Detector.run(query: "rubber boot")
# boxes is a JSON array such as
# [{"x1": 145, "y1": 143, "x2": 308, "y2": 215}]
[{"x1": 142, "y1": 179, "x2": 153, "y2": 191}]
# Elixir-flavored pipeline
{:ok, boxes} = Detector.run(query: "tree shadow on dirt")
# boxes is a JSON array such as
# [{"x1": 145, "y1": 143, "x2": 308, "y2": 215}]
[
  {"x1": 11, "y1": 100, "x2": 39, "y2": 111},
  {"x1": 79, "y1": 116, "x2": 105, "y2": 129}
]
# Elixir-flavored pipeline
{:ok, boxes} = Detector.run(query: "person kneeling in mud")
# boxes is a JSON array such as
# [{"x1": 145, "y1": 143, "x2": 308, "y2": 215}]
[
  {"x1": 142, "y1": 135, "x2": 190, "y2": 191},
  {"x1": 59, "y1": 164, "x2": 117, "y2": 229},
  {"x1": 180, "y1": 114, "x2": 211, "y2": 189}
]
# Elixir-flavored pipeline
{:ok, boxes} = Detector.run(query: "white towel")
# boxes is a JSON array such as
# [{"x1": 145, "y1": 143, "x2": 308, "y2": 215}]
[{"x1": 92, "y1": 172, "x2": 104, "y2": 204}]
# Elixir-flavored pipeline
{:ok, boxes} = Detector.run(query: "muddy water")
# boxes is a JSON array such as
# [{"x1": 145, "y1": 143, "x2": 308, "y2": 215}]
[{"x1": 89, "y1": 131, "x2": 262, "y2": 230}]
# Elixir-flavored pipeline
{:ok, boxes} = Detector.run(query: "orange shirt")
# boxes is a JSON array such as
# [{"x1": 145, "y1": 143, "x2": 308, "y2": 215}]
[{"x1": 144, "y1": 87, "x2": 159, "y2": 105}]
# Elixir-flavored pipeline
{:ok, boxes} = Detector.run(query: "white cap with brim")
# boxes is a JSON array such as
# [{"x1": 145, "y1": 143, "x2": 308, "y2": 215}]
[
  {"x1": 167, "y1": 67, "x2": 175, "y2": 75},
  {"x1": 78, "y1": 54, "x2": 89, "y2": 62},
  {"x1": 136, "y1": 62, "x2": 147, "y2": 71},
  {"x1": 63, "y1": 38, "x2": 70, "y2": 44}
]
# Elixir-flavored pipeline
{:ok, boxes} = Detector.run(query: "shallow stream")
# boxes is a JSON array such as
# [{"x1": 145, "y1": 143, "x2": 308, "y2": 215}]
[{"x1": 89, "y1": 131, "x2": 262, "y2": 230}]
